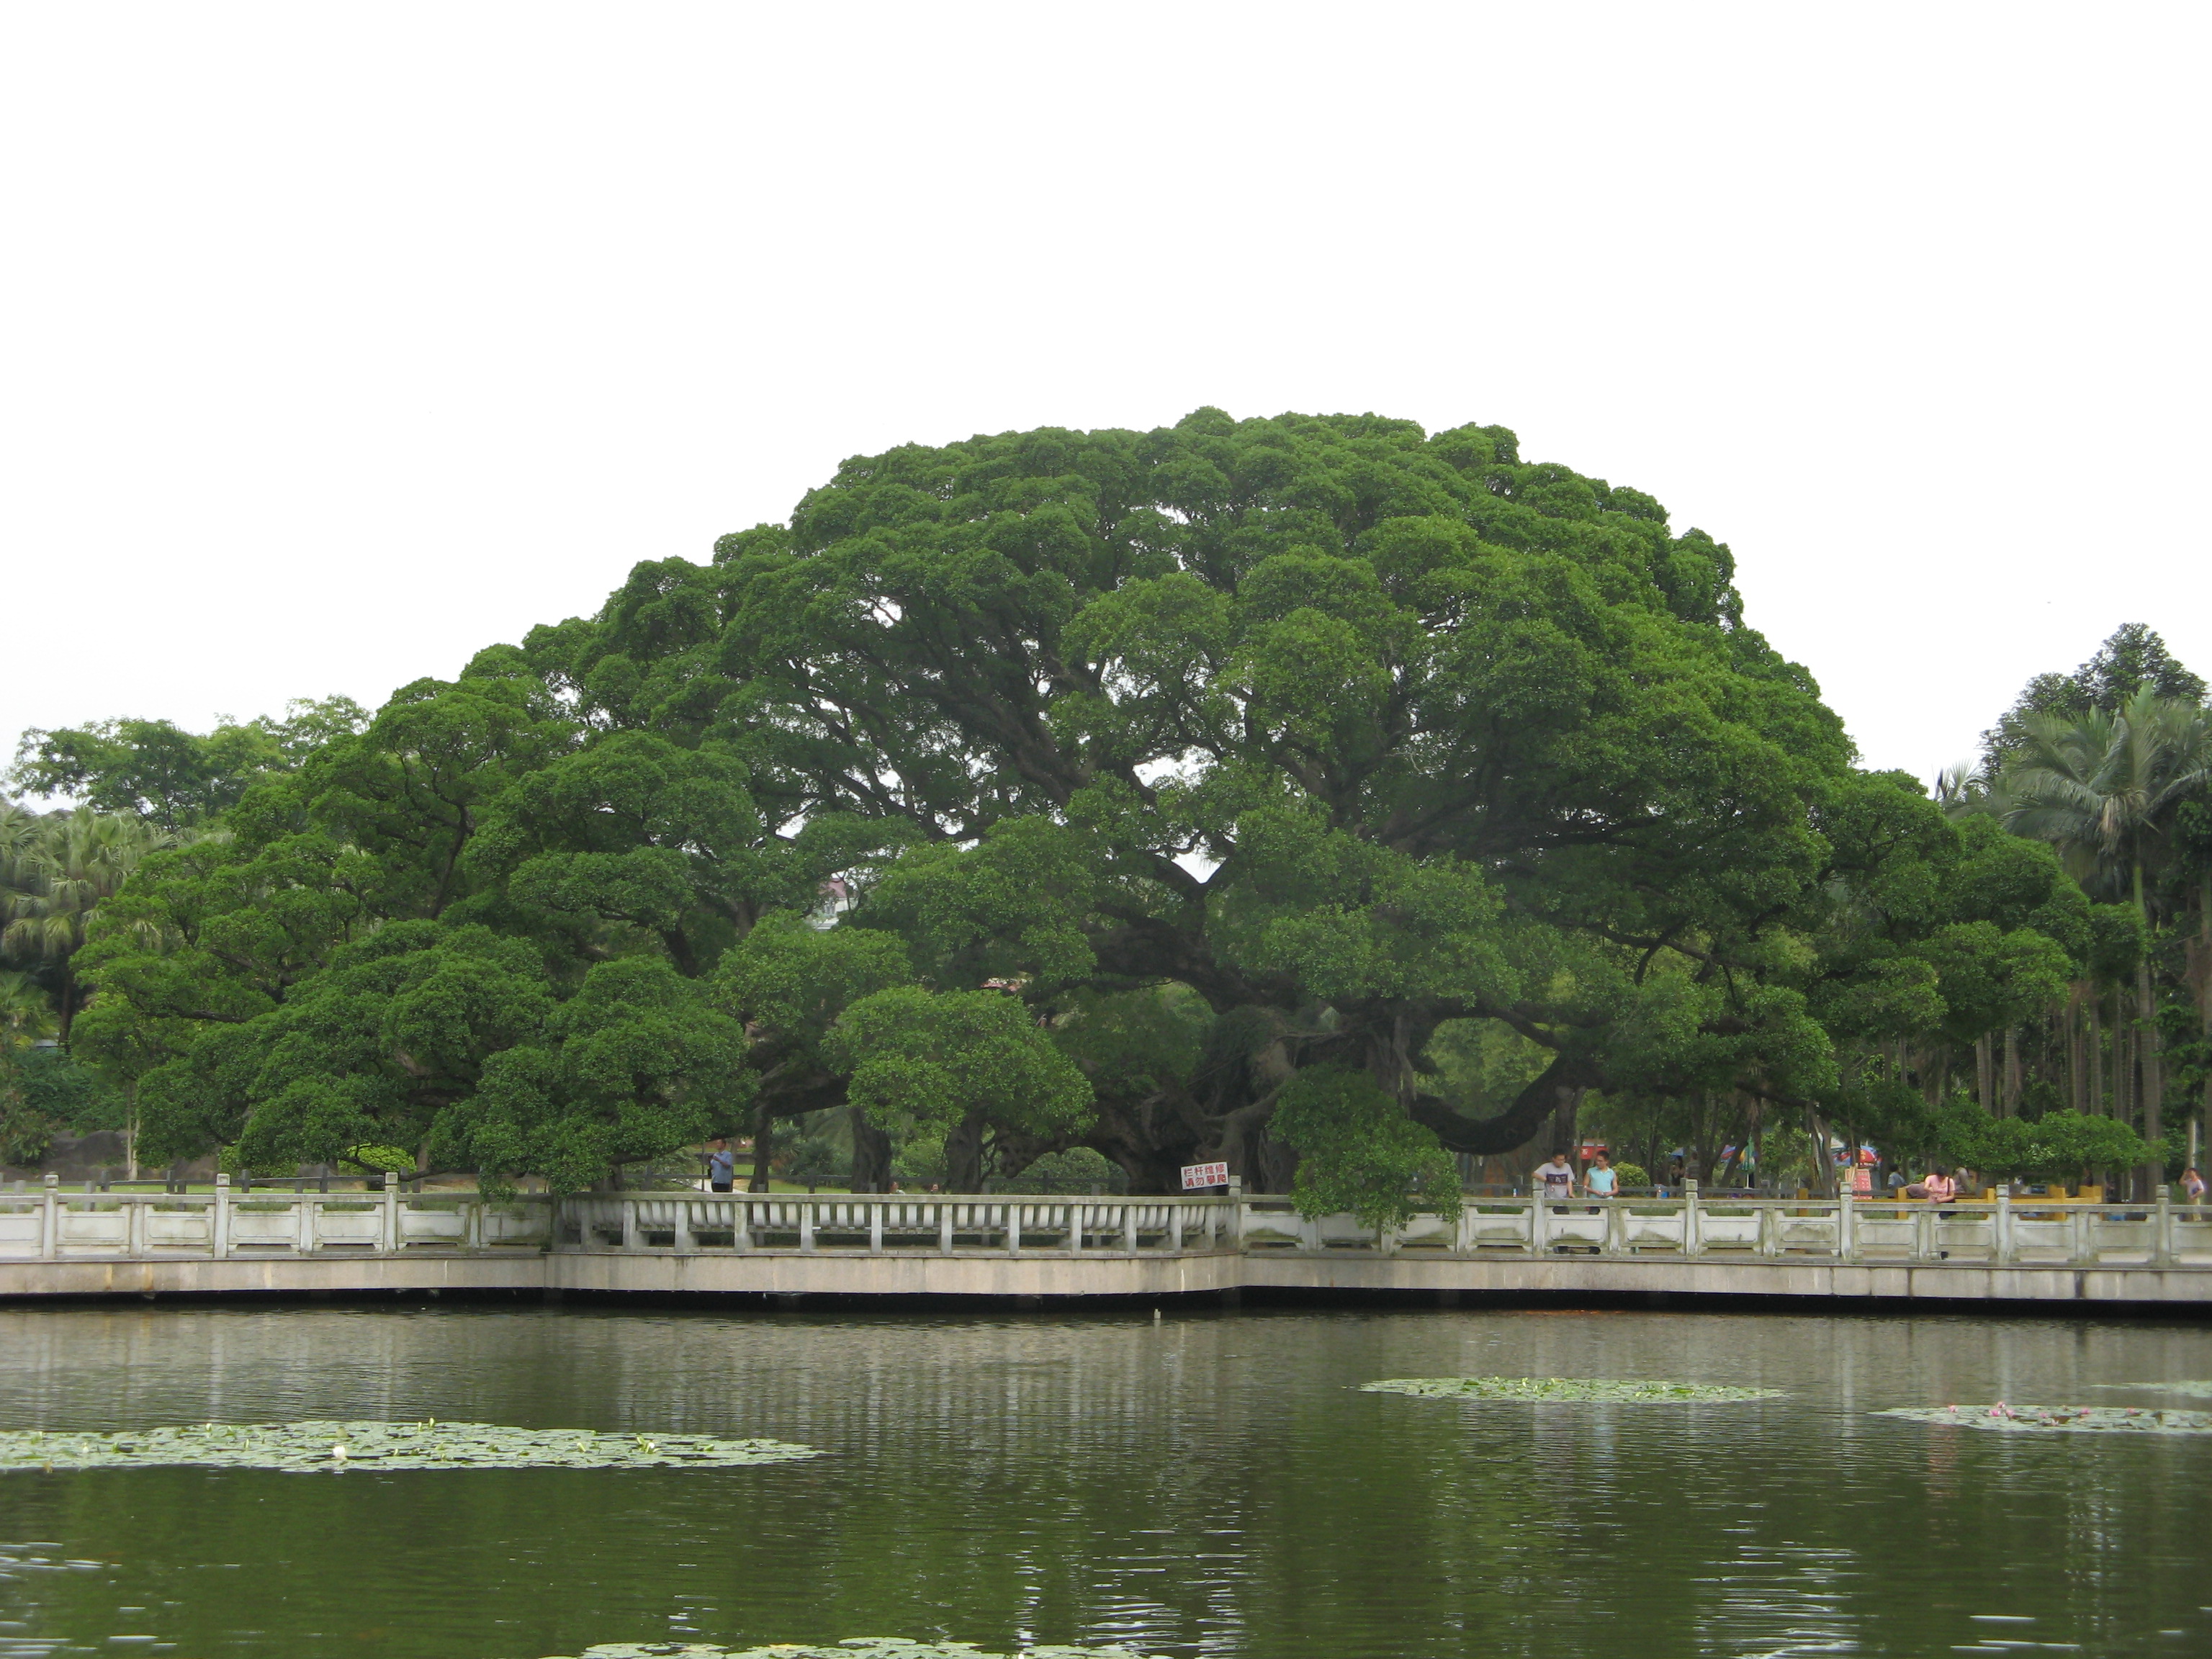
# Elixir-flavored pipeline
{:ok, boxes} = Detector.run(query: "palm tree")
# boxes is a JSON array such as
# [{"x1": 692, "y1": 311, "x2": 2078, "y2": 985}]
[
  {"x1": 0, "y1": 971, "x2": 54, "y2": 1046},
  {"x1": 0, "y1": 808, "x2": 167, "y2": 1043},
  {"x1": 2002, "y1": 691, "x2": 2212, "y2": 904},
  {"x1": 2001, "y1": 689, "x2": 2212, "y2": 1183},
  {"x1": 0, "y1": 802, "x2": 40, "y2": 886}
]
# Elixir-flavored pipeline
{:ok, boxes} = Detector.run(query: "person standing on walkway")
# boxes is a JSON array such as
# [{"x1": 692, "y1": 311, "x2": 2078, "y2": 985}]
[
  {"x1": 1584, "y1": 1151, "x2": 1618, "y2": 1209},
  {"x1": 1534, "y1": 1151, "x2": 1577, "y2": 1201},
  {"x1": 706, "y1": 1136, "x2": 737, "y2": 1195}
]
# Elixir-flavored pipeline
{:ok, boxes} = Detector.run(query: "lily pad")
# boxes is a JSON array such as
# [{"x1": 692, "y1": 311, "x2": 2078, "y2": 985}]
[
  {"x1": 543, "y1": 1644, "x2": 1169, "y2": 1658},
  {"x1": 0, "y1": 1421, "x2": 822, "y2": 1473},
  {"x1": 1361, "y1": 1376, "x2": 1784, "y2": 1403},
  {"x1": 1875, "y1": 1404, "x2": 2212, "y2": 1434}
]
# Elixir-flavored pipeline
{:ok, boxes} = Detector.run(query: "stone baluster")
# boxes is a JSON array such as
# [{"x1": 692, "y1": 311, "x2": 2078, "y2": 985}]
[
  {"x1": 1067, "y1": 1200, "x2": 1084, "y2": 1256},
  {"x1": 1123, "y1": 1202, "x2": 1138, "y2": 1255},
  {"x1": 1682, "y1": 1179, "x2": 1701, "y2": 1257},
  {"x1": 2154, "y1": 1184, "x2": 2172, "y2": 1267},
  {"x1": 1837, "y1": 1187, "x2": 1856, "y2": 1263},
  {"x1": 1007, "y1": 1201, "x2": 1023, "y2": 1256},
  {"x1": 213, "y1": 1174, "x2": 232, "y2": 1259},
  {"x1": 939, "y1": 1199, "x2": 956, "y2": 1256},
  {"x1": 297, "y1": 1190, "x2": 317, "y2": 1254},
  {"x1": 799, "y1": 1199, "x2": 816, "y2": 1254},
  {"x1": 1169, "y1": 1202, "x2": 1184, "y2": 1253},
  {"x1": 868, "y1": 1199, "x2": 885, "y2": 1257},
  {"x1": 1530, "y1": 1189, "x2": 1547, "y2": 1256},
  {"x1": 1995, "y1": 1185, "x2": 2014, "y2": 1267},
  {"x1": 40, "y1": 1172, "x2": 57, "y2": 1262}
]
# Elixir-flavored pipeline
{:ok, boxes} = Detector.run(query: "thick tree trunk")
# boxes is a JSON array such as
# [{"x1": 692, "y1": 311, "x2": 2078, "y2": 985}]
[
  {"x1": 1974, "y1": 1035, "x2": 1992, "y2": 1115},
  {"x1": 1807, "y1": 1107, "x2": 1838, "y2": 1199},
  {"x1": 945, "y1": 1110, "x2": 986, "y2": 1193},
  {"x1": 747, "y1": 1100, "x2": 775, "y2": 1192},
  {"x1": 2195, "y1": 878, "x2": 2212, "y2": 1147},
  {"x1": 2087, "y1": 994, "x2": 2103, "y2": 1114},
  {"x1": 1406, "y1": 1053, "x2": 1594, "y2": 1158},
  {"x1": 848, "y1": 1105, "x2": 891, "y2": 1193},
  {"x1": 2113, "y1": 989, "x2": 2130, "y2": 1125},
  {"x1": 1084, "y1": 1135, "x2": 1199, "y2": 1196},
  {"x1": 1249, "y1": 1125, "x2": 1300, "y2": 1195},
  {"x1": 1552, "y1": 1088, "x2": 1584, "y2": 1164},
  {"x1": 2066, "y1": 994, "x2": 2080, "y2": 1112},
  {"x1": 2139, "y1": 959, "x2": 2164, "y2": 1197},
  {"x1": 2002, "y1": 1025, "x2": 2020, "y2": 1118}
]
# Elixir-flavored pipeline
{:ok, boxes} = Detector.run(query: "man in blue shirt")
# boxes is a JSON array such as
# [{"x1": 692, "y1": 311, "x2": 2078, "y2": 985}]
[{"x1": 706, "y1": 1137, "x2": 736, "y2": 1194}]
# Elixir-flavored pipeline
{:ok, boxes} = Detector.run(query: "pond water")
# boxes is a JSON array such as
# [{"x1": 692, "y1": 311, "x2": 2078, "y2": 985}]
[{"x1": 0, "y1": 1300, "x2": 2206, "y2": 1658}]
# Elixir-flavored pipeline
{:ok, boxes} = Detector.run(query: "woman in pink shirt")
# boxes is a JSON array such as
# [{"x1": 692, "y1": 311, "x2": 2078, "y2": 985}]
[{"x1": 1922, "y1": 1166, "x2": 1957, "y2": 1204}]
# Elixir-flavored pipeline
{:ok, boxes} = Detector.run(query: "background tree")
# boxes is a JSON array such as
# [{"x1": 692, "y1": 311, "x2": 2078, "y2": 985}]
[
  {"x1": 1, "y1": 806, "x2": 168, "y2": 1041},
  {"x1": 2000, "y1": 687, "x2": 2211, "y2": 1182},
  {"x1": 9, "y1": 698, "x2": 369, "y2": 831},
  {"x1": 1979, "y1": 624, "x2": 2206, "y2": 774}
]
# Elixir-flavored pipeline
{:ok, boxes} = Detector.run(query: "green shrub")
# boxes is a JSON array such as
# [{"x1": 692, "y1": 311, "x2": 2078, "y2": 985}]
[{"x1": 1272, "y1": 1067, "x2": 1460, "y2": 1230}]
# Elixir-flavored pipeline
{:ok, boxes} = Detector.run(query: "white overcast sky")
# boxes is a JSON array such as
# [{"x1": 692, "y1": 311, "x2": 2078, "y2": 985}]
[{"x1": 3, "y1": 2, "x2": 2206, "y2": 791}]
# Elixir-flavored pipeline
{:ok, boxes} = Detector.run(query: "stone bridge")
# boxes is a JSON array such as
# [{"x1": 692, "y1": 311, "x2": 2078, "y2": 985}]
[{"x1": 3, "y1": 1178, "x2": 2208, "y2": 1306}]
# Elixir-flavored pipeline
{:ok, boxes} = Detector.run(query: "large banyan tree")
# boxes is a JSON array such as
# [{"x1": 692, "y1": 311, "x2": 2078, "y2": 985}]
[{"x1": 79, "y1": 411, "x2": 2104, "y2": 1209}]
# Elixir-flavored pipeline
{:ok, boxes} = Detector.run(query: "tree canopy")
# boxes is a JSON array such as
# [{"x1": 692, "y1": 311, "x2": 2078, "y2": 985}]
[{"x1": 50, "y1": 412, "x2": 2187, "y2": 1203}]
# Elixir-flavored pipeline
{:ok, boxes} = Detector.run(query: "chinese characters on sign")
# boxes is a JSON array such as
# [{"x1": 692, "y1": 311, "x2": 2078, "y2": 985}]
[{"x1": 1181, "y1": 1162, "x2": 1230, "y2": 1192}]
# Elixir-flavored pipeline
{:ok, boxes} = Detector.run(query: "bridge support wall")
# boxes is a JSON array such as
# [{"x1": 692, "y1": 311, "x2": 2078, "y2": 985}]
[{"x1": 4, "y1": 1249, "x2": 2207, "y2": 1306}]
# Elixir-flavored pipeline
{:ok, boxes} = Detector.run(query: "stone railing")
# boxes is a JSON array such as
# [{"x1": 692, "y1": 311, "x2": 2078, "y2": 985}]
[
  {"x1": 0, "y1": 1174, "x2": 553, "y2": 1259},
  {"x1": 557, "y1": 1192, "x2": 1236, "y2": 1256},
  {"x1": 1239, "y1": 1185, "x2": 2212, "y2": 1268},
  {"x1": 1, "y1": 1174, "x2": 2208, "y2": 1269}
]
